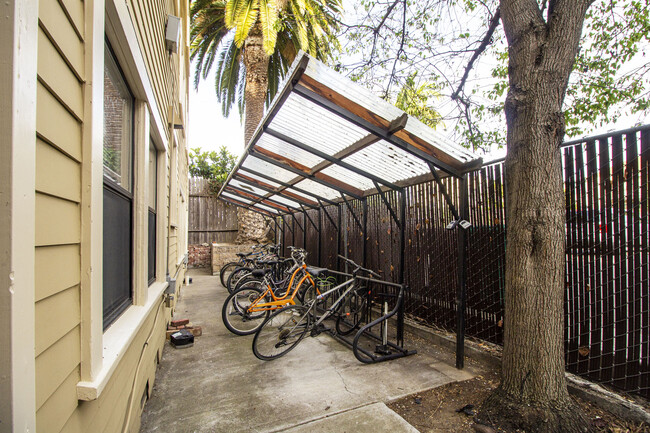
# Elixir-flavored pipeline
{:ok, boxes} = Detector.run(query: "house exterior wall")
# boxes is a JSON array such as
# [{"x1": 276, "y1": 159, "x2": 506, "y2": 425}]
[{"x1": 0, "y1": 0, "x2": 189, "y2": 431}]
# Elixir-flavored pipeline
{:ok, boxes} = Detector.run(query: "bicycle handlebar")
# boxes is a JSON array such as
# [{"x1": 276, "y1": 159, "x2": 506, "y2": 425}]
[{"x1": 337, "y1": 254, "x2": 381, "y2": 278}]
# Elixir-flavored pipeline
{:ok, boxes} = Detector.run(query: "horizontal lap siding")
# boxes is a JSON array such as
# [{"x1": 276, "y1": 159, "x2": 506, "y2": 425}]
[
  {"x1": 128, "y1": 0, "x2": 171, "y2": 127},
  {"x1": 59, "y1": 304, "x2": 166, "y2": 433},
  {"x1": 35, "y1": 0, "x2": 83, "y2": 431}
]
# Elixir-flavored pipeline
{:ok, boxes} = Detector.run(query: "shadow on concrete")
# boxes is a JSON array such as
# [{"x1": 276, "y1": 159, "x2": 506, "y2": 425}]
[{"x1": 140, "y1": 269, "x2": 481, "y2": 433}]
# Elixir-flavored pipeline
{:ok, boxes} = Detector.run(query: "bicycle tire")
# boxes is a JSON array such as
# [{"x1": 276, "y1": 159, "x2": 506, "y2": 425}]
[
  {"x1": 222, "y1": 284, "x2": 269, "y2": 335},
  {"x1": 226, "y1": 267, "x2": 252, "y2": 294},
  {"x1": 252, "y1": 305, "x2": 311, "y2": 360},
  {"x1": 335, "y1": 290, "x2": 368, "y2": 336},
  {"x1": 219, "y1": 261, "x2": 240, "y2": 288}
]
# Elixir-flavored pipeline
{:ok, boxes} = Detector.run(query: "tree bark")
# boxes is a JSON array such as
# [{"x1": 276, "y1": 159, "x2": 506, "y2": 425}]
[
  {"x1": 236, "y1": 21, "x2": 271, "y2": 244},
  {"x1": 478, "y1": 1, "x2": 595, "y2": 432}
]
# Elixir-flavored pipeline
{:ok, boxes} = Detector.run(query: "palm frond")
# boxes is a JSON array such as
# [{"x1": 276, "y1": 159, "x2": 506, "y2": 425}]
[
  {"x1": 258, "y1": 0, "x2": 279, "y2": 55},
  {"x1": 233, "y1": 0, "x2": 259, "y2": 47}
]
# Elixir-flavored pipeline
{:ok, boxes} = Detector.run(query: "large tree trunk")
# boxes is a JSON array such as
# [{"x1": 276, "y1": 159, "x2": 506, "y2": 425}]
[
  {"x1": 479, "y1": 1, "x2": 594, "y2": 432},
  {"x1": 236, "y1": 21, "x2": 271, "y2": 244}
]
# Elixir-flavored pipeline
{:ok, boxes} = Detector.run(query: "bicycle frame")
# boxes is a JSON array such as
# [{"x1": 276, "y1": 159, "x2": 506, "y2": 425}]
[{"x1": 247, "y1": 264, "x2": 316, "y2": 312}]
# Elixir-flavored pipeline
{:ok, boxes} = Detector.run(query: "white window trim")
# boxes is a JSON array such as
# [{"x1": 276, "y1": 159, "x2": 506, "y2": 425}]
[
  {"x1": 0, "y1": 0, "x2": 38, "y2": 428},
  {"x1": 78, "y1": 0, "x2": 172, "y2": 400}
]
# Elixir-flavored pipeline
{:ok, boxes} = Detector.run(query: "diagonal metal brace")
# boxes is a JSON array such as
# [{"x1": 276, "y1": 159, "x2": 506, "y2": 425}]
[
  {"x1": 290, "y1": 212, "x2": 304, "y2": 232},
  {"x1": 300, "y1": 205, "x2": 319, "y2": 232},
  {"x1": 372, "y1": 180, "x2": 402, "y2": 229},
  {"x1": 319, "y1": 199, "x2": 338, "y2": 230},
  {"x1": 340, "y1": 193, "x2": 363, "y2": 229},
  {"x1": 283, "y1": 217, "x2": 294, "y2": 234},
  {"x1": 427, "y1": 162, "x2": 472, "y2": 231}
]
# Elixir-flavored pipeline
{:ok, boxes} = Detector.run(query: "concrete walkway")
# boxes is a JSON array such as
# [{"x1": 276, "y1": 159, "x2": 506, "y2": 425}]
[{"x1": 139, "y1": 269, "x2": 477, "y2": 433}]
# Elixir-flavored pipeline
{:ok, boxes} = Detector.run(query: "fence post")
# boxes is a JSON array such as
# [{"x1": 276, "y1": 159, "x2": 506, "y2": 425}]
[
  {"x1": 399, "y1": 189, "x2": 406, "y2": 284},
  {"x1": 457, "y1": 174, "x2": 469, "y2": 369},
  {"x1": 362, "y1": 198, "x2": 368, "y2": 270}
]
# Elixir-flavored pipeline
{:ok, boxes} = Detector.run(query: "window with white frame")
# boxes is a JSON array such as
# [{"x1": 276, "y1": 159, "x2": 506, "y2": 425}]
[
  {"x1": 102, "y1": 40, "x2": 134, "y2": 330},
  {"x1": 148, "y1": 140, "x2": 157, "y2": 285}
]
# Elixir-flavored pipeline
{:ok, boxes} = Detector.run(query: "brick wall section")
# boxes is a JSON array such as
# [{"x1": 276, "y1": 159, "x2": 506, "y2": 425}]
[
  {"x1": 211, "y1": 243, "x2": 255, "y2": 275},
  {"x1": 188, "y1": 244, "x2": 211, "y2": 268}
]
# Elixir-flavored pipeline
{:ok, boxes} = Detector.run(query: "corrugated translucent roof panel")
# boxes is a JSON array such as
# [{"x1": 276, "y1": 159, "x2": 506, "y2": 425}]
[
  {"x1": 217, "y1": 52, "x2": 482, "y2": 215},
  {"x1": 318, "y1": 164, "x2": 376, "y2": 191},
  {"x1": 266, "y1": 194, "x2": 301, "y2": 209},
  {"x1": 229, "y1": 179, "x2": 271, "y2": 198},
  {"x1": 221, "y1": 191, "x2": 253, "y2": 205},
  {"x1": 242, "y1": 156, "x2": 297, "y2": 183},
  {"x1": 341, "y1": 140, "x2": 431, "y2": 183},
  {"x1": 268, "y1": 93, "x2": 367, "y2": 155},
  {"x1": 256, "y1": 203, "x2": 281, "y2": 214},
  {"x1": 292, "y1": 178, "x2": 341, "y2": 200},
  {"x1": 256, "y1": 133, "x2": 324, "y2": 168},
  {"x1": 237, "y1": 171, "x2": 281, "y2": 189},
  {"x1": 301, "y1": 59, "x2": 477, "y2": 165}
]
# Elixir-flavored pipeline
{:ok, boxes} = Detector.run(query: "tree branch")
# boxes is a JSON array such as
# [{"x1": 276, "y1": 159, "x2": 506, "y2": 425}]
[
  {"x1": 384, "y1": 0, "x2": 407, "y2": 99},
  {"x1": 451, "y1": 7, "x2": 501, "y2": 101}
]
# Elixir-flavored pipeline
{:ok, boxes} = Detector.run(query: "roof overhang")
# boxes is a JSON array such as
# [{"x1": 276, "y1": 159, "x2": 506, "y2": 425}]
[{"x1": 217, "y1": 52, "x2": 482, "y2": 217}]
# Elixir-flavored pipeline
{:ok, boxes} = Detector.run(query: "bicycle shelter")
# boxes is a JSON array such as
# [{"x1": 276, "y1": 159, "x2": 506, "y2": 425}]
[{"x1": 217, "y1": 52, "x2": 483, "y2": 366}]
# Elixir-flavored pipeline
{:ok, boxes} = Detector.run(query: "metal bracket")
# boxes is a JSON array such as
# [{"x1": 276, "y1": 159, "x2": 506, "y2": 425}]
[
  {"x1": 372, "y1": 180, "x2": 401, "y2": 229},
  {"x1": 319, "y1": 199, "x2": 338, "y2": 230},
  {"x1": 290, "y1": 212, "x2": 304, "y2": 232},
  {"x1": 340, "y1": 193, "x2": 363, "y2": 229},
  {"x1": 300, "y1": 205, "x2": 319, "y2": 231}
]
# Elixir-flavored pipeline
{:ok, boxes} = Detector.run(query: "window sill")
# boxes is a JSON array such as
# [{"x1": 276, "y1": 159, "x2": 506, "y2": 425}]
[{"x1": 76, "y1": 281, "x2": 168, "y2": 401}]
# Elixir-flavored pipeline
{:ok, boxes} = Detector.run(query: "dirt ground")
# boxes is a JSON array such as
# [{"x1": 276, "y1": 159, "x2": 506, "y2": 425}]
[{"x1": 387, "y1": 371, "x2": 650, "y2": 433}]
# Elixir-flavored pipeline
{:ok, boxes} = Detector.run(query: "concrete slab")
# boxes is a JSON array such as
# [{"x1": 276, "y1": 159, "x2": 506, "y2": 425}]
[
  {"x1": 139, "y1": 269, "x2": 477, "y2": 433},
  {"x1": 277, "y1": 402, "x2": 419, "y2": 433}
]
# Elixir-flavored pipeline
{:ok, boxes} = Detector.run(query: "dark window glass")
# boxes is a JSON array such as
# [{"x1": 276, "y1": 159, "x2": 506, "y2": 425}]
[{"x1": 103, "y1": 41, "x2": 134, "y2": 330}]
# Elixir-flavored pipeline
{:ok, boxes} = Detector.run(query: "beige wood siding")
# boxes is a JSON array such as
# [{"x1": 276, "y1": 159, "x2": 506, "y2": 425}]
[
  {"x1": 128, "y1": 0, "x2": 174, "y2": 132},
  {"x1": 35, "y1": 0, "x2": 83, "y2": 430}
]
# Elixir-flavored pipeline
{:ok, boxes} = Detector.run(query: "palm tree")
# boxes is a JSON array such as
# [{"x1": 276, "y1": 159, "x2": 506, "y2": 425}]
[
  {"x1": 190, "y1": 0, "x2": 341, "y2": 244},
  {"x1": 190, "y1": 0, "x2": 342, "y2": 143}
]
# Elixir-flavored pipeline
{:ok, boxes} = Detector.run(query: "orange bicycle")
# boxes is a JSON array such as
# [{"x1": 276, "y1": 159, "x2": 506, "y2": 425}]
[{"x1": 221, "y1": 249, "x2": 324, "y2": 335}]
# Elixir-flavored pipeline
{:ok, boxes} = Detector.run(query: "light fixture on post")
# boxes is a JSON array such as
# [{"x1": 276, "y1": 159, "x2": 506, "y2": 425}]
[{"x1": 165, "y1": 15, "x2": 181, "y2": 54}]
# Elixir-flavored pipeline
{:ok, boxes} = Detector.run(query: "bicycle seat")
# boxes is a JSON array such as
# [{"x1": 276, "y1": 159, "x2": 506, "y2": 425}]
[
  {"x1": 251, "y1": 269, "x2": 272, "y2": 278},
  {"x1": 236, "y1": 252, "x2": 251, "y2": 258},
  {"x1": 306, "y1": 267, "x2": 328, "y2": 278}
]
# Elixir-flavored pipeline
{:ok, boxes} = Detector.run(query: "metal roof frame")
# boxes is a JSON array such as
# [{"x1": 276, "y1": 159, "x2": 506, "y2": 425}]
[{"x1": 217, "y1": 52, "x2": 482, "y2": 217}]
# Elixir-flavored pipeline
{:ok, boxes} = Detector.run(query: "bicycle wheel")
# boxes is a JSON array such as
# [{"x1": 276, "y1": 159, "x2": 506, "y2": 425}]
[
  {"x1": 219, "y1": 261, "x2": 239, "y2": 288},
  {"x1": 222, "y1": 284, "x2": 270, "y2": 335},
  {"x1": 335, "y1": 290, "x2": 368, "y2": 336},
  {"x1": 226, "y1": 267, "x2": 252, "y2": 294},
  {"x1": 252, "y1": 305, "x2": 311, "y2": 360}
]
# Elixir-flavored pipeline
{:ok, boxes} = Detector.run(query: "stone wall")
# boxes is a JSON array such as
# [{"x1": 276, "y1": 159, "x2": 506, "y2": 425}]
[
  {"x1": 188, "y1": 244, "x2": 211, "y2": 268},
  {"x1": 211, "y1": 243, "x2": 255, "y2": 275}
]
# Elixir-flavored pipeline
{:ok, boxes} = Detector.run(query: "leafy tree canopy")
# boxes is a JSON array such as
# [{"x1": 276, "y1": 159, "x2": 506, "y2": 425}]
[
  {"x1": 189, "y1": 146, "x2": 238, "y2": 195},
  {"x1": 335, "y1": 0, "x2": 650, "y2": 150}
]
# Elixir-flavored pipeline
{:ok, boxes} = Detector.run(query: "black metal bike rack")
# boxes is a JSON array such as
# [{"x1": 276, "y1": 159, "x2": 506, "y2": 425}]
[{"x1": 325, "y1": 271, "x2": 417, "y2": 364}]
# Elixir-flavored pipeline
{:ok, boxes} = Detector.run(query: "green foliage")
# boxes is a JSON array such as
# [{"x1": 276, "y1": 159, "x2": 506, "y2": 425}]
[
  {"x1": 190, "y1": 0, "x2": 342, "y2": 120},
  {"x1": 393, "y1": 72, "x2": 443, "y2": 129},
  {"x1": 336, "y1": 0, "x2": 650, "y2": 151},
  {"x1": 189, "y1": 146, "x2": 238, "y2": 195}
]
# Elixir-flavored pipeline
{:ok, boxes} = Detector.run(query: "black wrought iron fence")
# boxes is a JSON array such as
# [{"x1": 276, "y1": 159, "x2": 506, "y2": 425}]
[{"x1": 276, "y1": 125, "x2": 649, "y2": 400}]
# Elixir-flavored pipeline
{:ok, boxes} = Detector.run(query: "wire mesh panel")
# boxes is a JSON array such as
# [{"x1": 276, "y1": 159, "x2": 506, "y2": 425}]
[
  {"x1": 563, "y1": 127, "x2": 650, "y2": 399},
  {"x1": 267, "y1": 124, "x2": 649, "y2": 400},
  {"x1": 304, "y1": 208, "x2": 320, "y2": 266},
  {"x1": 365, "y1": 191, "x2": 401, "y2": 284},
  {"x1": 402, "y1": 179, "x2": 459, "y2": 331},
  {"x1": 465, "y1": 164, "x2": 506, "y2": 345},
  {"x1": 342, "y1": 199, "x2": 365, "y2": 272},
  {"x1": 320, "y1": 205, "x2": 340, "y2": 271}
]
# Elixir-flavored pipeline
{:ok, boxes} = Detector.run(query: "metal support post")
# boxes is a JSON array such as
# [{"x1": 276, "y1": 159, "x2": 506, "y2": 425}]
[
  {"x1": 399, "y1": 189, "x2": 406, "y2": 284},
  {"x1": 456, "y1": 174, "x2": 469, "y2": 369},
  {"x1": 362, "y1": 198, "x2": 368, "y2": 270},
  {"x1": 318, "y1": 208, "x2": 322, "y2": 266}
]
